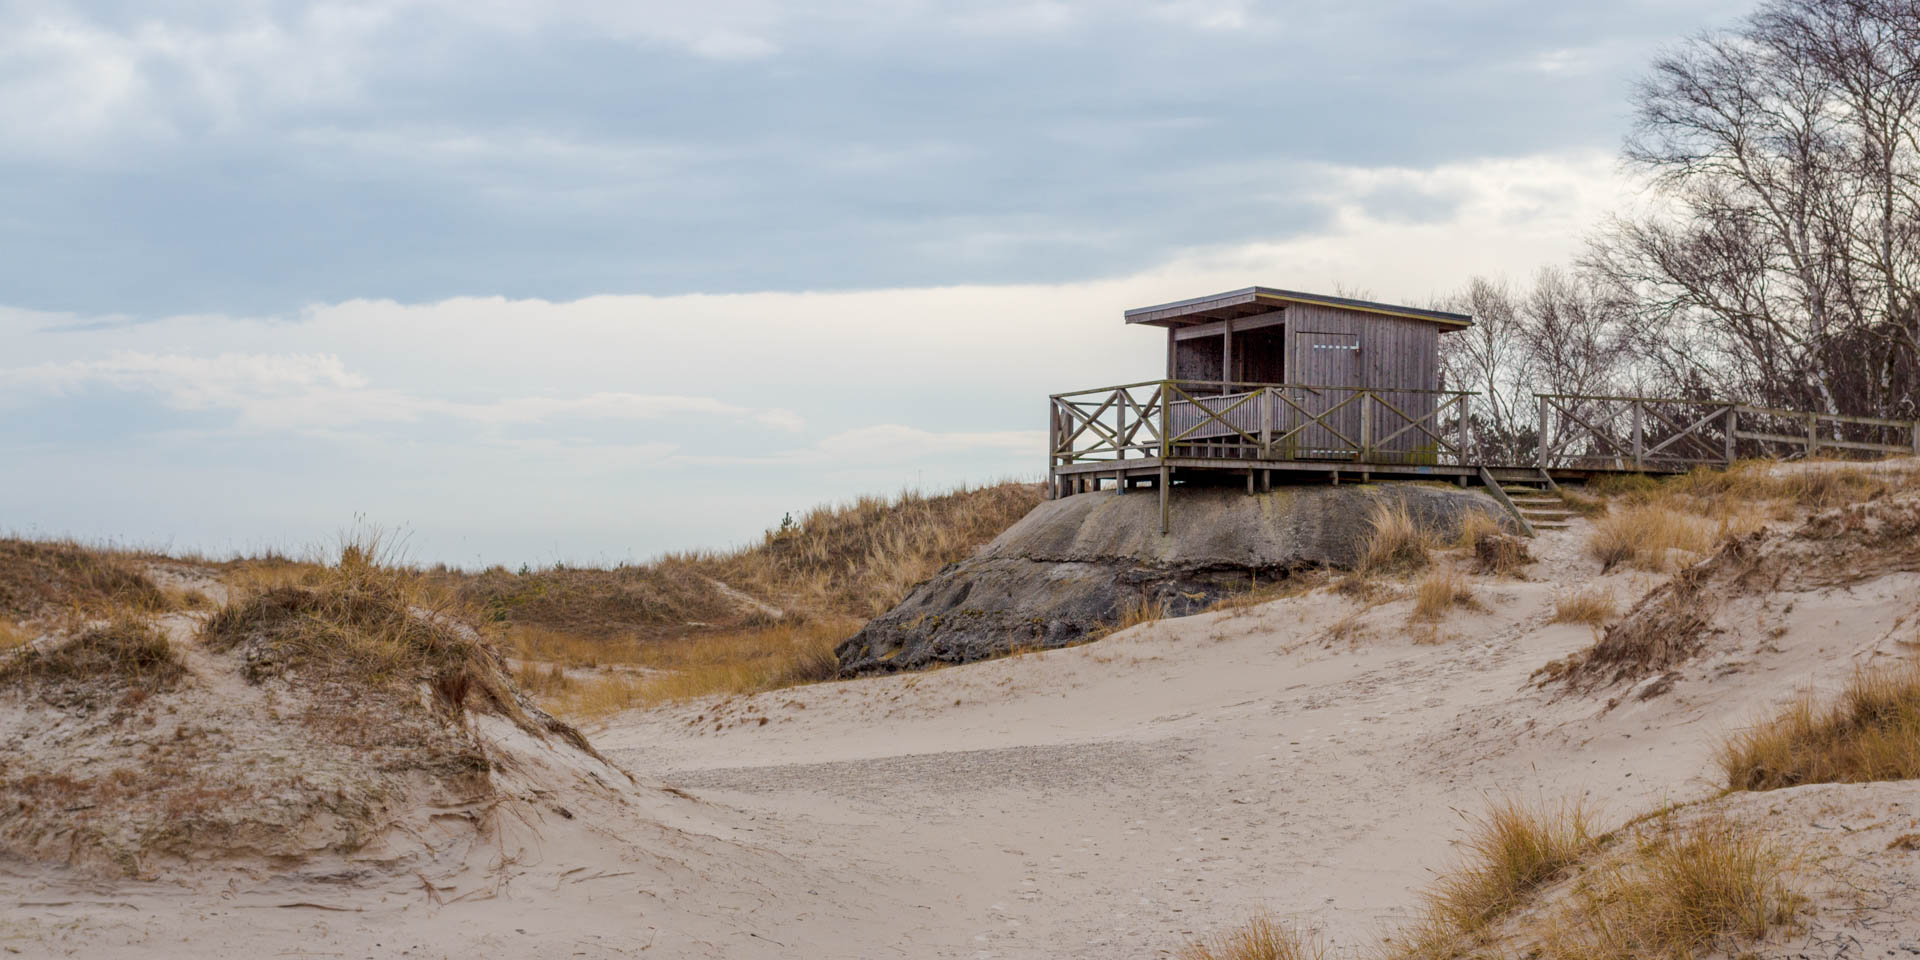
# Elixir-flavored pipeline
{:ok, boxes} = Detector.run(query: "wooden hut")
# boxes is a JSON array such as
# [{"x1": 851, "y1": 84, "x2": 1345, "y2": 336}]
[{"x1": 1124, "y1": 286, "x2": 1472, "y2": 462}]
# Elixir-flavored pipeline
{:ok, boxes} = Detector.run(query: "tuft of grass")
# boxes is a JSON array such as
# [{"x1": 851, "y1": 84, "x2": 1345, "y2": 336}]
[
  {"x1": 1536, "y1": 815, "x2": 1799, "y2": 960},
  {"x1": 1471, "y1": 532, "x2": 1533, "y2": 578},
  {"x1": 1719, "y1": 660, "x2": 1920, "y2": 791},
  {"x1": 0, "y1": 617, "x2": 184, "y2": 694},
  {"x1": 0, "y1": 620, "x2": 31, "y2": 652},
  {"x1": 1114, "y1": 592, "x2": 1169, "y2": 631},
  {"x1": 1556, "y1": 488, "x2": 1608, "y2": 517},
  {"x1": 1179, "y1": 914, "x2": 1325, "y2": 960},
  {"x1": 514, "y1": 660, "x2": 579, "y2": 697},
  {"x1": 1551, "y1": 587, "x2": 1618, "y2": 627},
  {"x1": 1587, "y1": 503, "x2": 1717, "y2": 573},
  {"x1": 1387, "y1": 797, "x2": 1593, "y2": 958},
  {"x1": 1208, "y1": 573, "x2": 1322, "y2": 618},
  {"x1": 1411, "y1": 565, "x2": 1480, "y2": 623},
  {"x1": 0, "y1": 539, "x2": 171, "y2": 620},
  {"x1": 1588, "y1": 472, "x2": 1663, "y2": 499},
  {"x1": 1452, "y1": 509, "x2": 1505, "y2": 551},
  {"x1": 1359, "y1": 500, "x2": 1435, "y2": 576}
]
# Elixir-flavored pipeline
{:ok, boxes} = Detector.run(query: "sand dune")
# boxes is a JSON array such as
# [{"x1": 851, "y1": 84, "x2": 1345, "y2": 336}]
[{"x1": 6, "y1": 469, "x2": 1920, "y2": 957}]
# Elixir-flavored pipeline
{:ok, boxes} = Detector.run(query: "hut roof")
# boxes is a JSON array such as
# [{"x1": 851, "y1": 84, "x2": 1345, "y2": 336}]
[{"x1": 1123, "y1": 287, "x2": 1473, "y2": 329}]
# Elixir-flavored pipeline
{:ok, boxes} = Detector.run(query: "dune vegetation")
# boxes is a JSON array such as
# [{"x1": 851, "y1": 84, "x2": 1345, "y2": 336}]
[{"x1": 1720, "y1": 660, "x2": 1920, "y2": 791}]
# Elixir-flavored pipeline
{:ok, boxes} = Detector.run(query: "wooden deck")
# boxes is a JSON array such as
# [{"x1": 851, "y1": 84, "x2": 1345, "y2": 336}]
[{"x1": 1048, "y1": 380, "x2": 1920, "y2": 530}]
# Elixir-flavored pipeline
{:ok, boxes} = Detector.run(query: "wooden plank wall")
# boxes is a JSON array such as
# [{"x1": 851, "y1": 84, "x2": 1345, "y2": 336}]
[{"x1": 1282, "y1": 304, "x2": 1443, "y2": 460}]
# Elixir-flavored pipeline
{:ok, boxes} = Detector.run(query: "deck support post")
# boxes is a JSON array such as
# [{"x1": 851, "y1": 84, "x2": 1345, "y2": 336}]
[
  {"x1": 1330, "y1": 469, "x2": 1339, "y2": 485},
  {"x1": 1912, "y1": 419, "x2": 1920, "y2": 456},
  {"x1": 1724, "y1": 406, "x2": 1738, "y2": 465},
  {"x1": 1245, "y1": 469, "x2": 1254, "y2": 494},
  {"x1": 1805, "y1": 412, "x2": 1818, "y2": 458},
  {"x1": 1262, "y1": 469, "x2": 1271, "y2": 493},
  {"x1": 1158, "y1": 465, "x2": 1171, "y2": 535},
  {"x1": 1114, "y1": 468, "x2": 1124, "y2": 494}
]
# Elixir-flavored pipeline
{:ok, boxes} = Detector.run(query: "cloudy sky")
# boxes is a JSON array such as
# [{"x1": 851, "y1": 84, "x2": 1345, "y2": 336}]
[{"x1": 3, "y1": 0, "x2": 1750, "y2": 566}]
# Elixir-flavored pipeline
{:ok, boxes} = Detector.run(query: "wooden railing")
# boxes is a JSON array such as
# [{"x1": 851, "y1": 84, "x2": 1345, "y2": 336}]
[
  {"x1": 1537, "y1": 394, "x2": 1920, "y2": 471},
  {"x1": 1049, "y1": 380, "x2": 1477, "y2": 468}
]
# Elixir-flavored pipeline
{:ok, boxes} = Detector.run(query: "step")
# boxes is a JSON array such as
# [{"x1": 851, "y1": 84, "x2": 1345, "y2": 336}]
[
  {"x1": 1521, "y1": 509, "x2": 1577, "y2": 519},
  {"x1": 1509, "y1": 494, "x2": 1562, "y2": 504}
]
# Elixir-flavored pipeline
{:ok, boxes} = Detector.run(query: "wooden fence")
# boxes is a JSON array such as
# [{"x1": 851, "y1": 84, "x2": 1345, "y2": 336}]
[
  {"x1": 1049, "y1": 380, "x2": 1476, "y2": 468},
  {"x1": 1537, "y1": 394, "x2": 1920, "y2": 471},
  {"x1": 1052, "y1": 383, "x2": 1920, "y2": 477}
]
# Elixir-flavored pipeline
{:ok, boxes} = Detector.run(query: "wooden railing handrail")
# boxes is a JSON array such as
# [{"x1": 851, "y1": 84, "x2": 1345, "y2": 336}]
[{"x1": 1056, "y1": 379, "x2": 1478, "y2": 400}]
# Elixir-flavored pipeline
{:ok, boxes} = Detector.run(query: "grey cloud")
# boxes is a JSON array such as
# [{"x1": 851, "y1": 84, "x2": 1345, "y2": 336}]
[{"x1": 0, "y1": 0, "x2": 1753, "y2": 317}]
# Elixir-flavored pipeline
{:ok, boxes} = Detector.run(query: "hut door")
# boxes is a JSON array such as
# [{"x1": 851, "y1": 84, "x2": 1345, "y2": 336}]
[{"x1": 1294, "y1": 332, "x2": 1362, "y2": 457}]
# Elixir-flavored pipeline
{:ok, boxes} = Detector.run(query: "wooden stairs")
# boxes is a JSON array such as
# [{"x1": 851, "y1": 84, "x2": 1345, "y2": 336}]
[{"x1": 1502, "y1": 481, "x2": 1577, "y2": 532}]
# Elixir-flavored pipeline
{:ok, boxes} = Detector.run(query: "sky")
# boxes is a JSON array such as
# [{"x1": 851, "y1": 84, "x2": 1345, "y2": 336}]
[{"x1": 1, "y1": 0, "x2": 1753, "y2": 567}]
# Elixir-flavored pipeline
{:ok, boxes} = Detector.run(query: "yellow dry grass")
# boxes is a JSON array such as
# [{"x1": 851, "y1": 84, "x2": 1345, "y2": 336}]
[
  {"x1": 1358, "y1": 500, "x2": 1435, "y2": 576},
  {"x1": 1385, "y1": 797, "x2": 1593, "y2": 959},
  {"x1": 1584, "y1": 461, "x2": 1915, "y2": 574},
  {"x1": 1208, "y1": 573, "x2": 1324, "y2": 618},
  {"x1": 1451, "y1": 509, "x2": 1504, "y2": 551},
  {"x1": 0, "y1": 620, "x2": 30, "y2": 653},
  {"x1": 1179, "y1": 914, "x2": 1325, "y2": 960},
  {"x1": 1534, "y1": 815, "x2": 1799, "y2": 960},
  {"x1": 1410, "y1": 565, "x2": 1480, "y2": 623},
  {"x1": 0, "y1": 538, "x2": 172, "y2": 620},
  {"x1": 1719, "y1": 660, "x2": 1920, "y2": 791},
  {"x1": 538, "y1": 616, "x2": 856, "y2": 718},
  {"x1": 1587, "y1": 503, "x2": 1720, "y2": 573},
  {"x1": 1550, "y1": 587, "x2": 1618, "y2": 627},
  {"x1": 0, "y1": 617, "x2": 184, "y2": 694},
  {"x1": 1383, "y1": 800, "x2": 1797, "y2": 960}
]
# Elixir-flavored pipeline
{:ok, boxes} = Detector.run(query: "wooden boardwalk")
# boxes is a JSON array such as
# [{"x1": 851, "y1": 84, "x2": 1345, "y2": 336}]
[{"x1": 1047, "y1": 380, "x2": 1920, "y2": 530}]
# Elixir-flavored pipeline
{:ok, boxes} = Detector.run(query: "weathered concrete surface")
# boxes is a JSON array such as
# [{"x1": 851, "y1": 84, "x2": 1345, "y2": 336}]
[{"x1": 835, "y1": 483, "x2": 1512, "y2": 675}]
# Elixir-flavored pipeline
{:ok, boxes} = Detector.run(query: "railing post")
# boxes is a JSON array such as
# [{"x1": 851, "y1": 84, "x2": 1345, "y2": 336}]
[
  {"x1": 1259, "y1": 387, "x2": 1272, "y2": 459},
  {"x1": 1046, "y1": 400, "x2": 1059, "y2": 500},
  {"x1": 1159, "y1": 380, "x2": 1171, "y2": 461},
  {"x1": 1723, "y1": 405, "x2": 1737, "y2": 466},
  {"x1": 1537, "y1": 398, "x2": 1548, "y2": 469},
  {"x1": 1451, "y1": 395, "x2": 1466, "y2": 466},
  {"x1": 1631, "y1": 400, "x2": 1644, "y2": 470},
  {"x1": 1912, "y1": 418, "x2": 1920, "y2": 457},
  {"x1": 1805, "y1": 412, "x2": 1818, "y2": 458},
  {"x1": 1115, "y1": 391, "x2": 1126, "y2": 462}
]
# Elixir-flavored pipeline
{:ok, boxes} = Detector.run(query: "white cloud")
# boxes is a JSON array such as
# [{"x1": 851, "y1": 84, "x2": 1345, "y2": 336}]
[
  {"x1": 678, "y1": 424, "x2": 1045, "y2": 466},
  {"x1": 5, "y1": 351, "x2": 802, "y2": 432}
]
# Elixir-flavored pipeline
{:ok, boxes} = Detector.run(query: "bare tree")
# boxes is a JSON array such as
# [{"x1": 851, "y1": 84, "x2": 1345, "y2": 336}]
[
  {"x1": 1522, "y1": 267, "x2": 1635, "y2": 398},
  {"x1": 1587, "y1": 0, "x2": 1920, "y2": 418},
  {"x1": 1438, "y1": 271, "x2": 1634, "y2": 459},
  {"x1": 1438, "y1": 277, "x2": 1536, "y2": 461}
]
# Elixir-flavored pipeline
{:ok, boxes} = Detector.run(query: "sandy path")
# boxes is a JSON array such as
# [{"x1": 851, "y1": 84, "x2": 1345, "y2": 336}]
[
  {"x1": 589, "y1": 508, "x2": 1920, "y2": 957},
  {"x1": 584, "y1": 522, "x2": 1725, "y2": 957}
]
